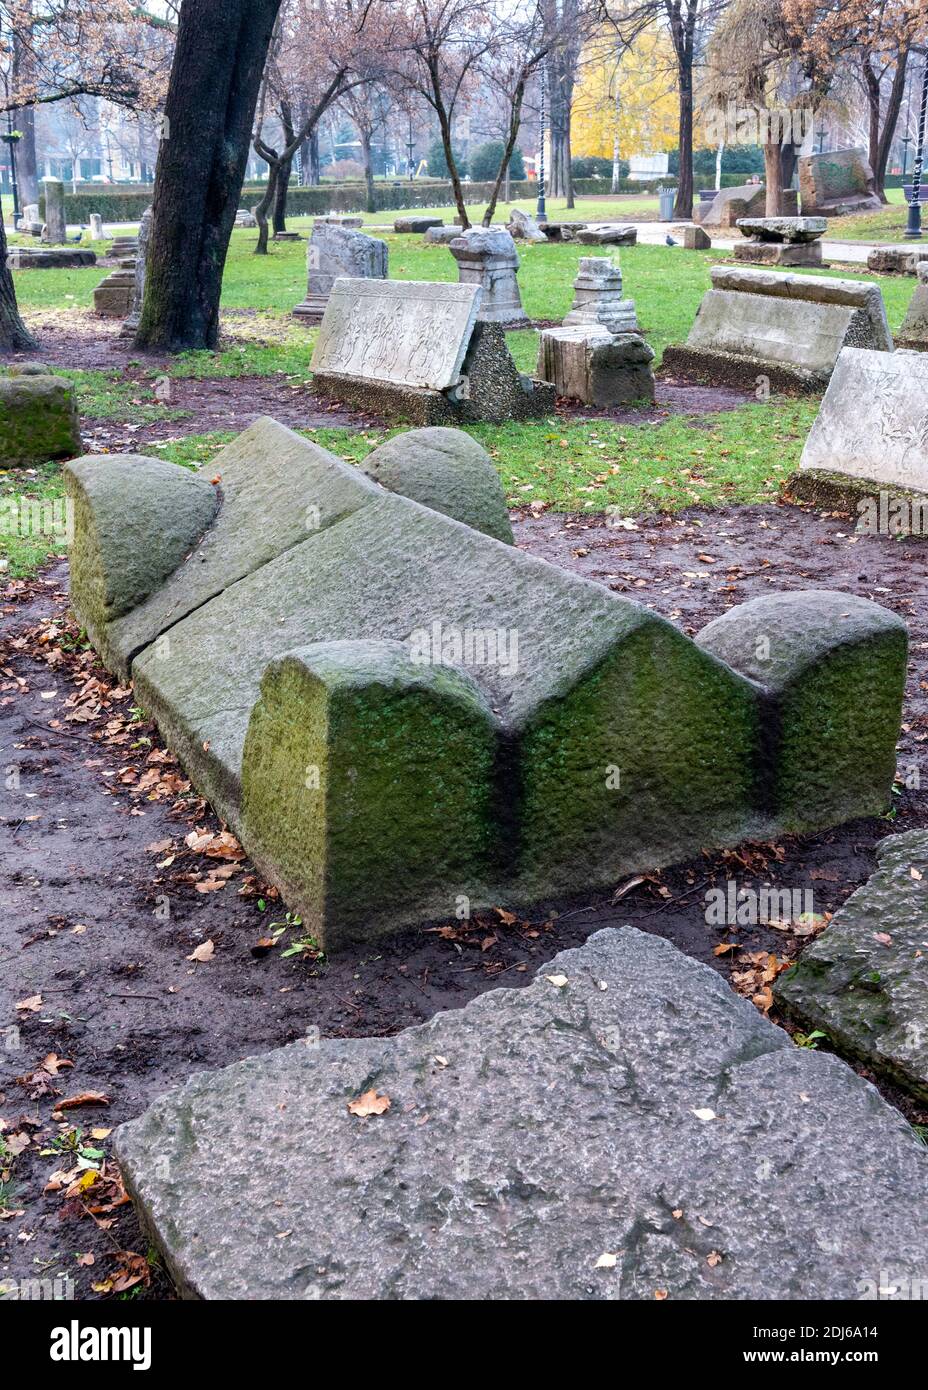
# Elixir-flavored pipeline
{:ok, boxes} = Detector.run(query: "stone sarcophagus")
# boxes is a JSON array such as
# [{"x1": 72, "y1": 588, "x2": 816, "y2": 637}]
[
  {"x1": 662, "y1": 264, "x2": 893, "y2": 391},
  {"x1": 67, "y1": 417, "x2": 907, "y2": 952},
  {"x1": 309, "y1": 278, "x2": 554, "y2": 423},
  {"x1": 294, "y1": 220, "x2": 387, "y2": 324}
]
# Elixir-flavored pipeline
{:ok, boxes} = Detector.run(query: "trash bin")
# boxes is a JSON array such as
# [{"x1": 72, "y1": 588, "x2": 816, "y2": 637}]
[{"x1": 659, "y1": 185, "x2": 675, "y2": 221}]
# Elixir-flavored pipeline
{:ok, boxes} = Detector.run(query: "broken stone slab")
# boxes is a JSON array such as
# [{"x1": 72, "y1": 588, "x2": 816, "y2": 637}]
[
  {"x1": 789, "y1": 348, "x2": 928, "y2": 513},
  {"x1": 867, "y1": 246, "x2": 928, "y2": 275},
  {"x1": 683, "y1": 225, "x2": 712, "y2": 250},
  {"x1": 314, "y1": 215, "x2": 363, "y2": 228},
  {"x1": 698, "y1": 183, "x2": 768, "y2": 228},
  {"x1": 310, "y1": 279, "x2": 551, "y2": 423},
  {"x1": 696, "y1": 590, "x2": 907, "y2": 834},
  {"x1": 776, "y1": 831, "x2": 928, "y2": 1103},
  {"x1": 448, "y1": 228, "x2": 528, "y2": 326},
  {"x1": 114, "y1": 926, "x2": 928, "y2": 1300},
  {"x1": 7, "y1": 247, "x2": 97, "y2": 270},
  {"x1": 357, "y1": 427, "x2": 513, "y2": 543},
  {"x1": 121, "y1": 207, "x2": 152, "y2": 337},
  {"x1": 662, "y1": 265, "x2": 892, "y2": 391},
  {"x1": 562, "y1": 256, "x2": 640, "y2": 335},
  {"x1": 737, "y1": 217, "x2": 827, "y2": 243},
  {"x1": 576, "y1": 223, "x2": 638, "y2": 246},
  {"x1": 41, "y1": 178, "x2": 66, "y2": 243},
  {"x1": 799, "y1": 148, "x2": 882, "y2": 217},
  {"x1": 733, "y1": 239, "x2": 823, "y2": 268},
  {"x1": 540, "y1": 221, "x2": 587, "y2": 242},
  {"x1": 507, "y1": 207, "x2": 547, "y2": 243},
  {"x1": 93, "y1": 268, "x2": 135, "y2": 317},
  {"x1": 536, "y1": 326, "x2": 655, "y2": 407},
  {"x1": 423, "y1": 225, "x2": 461, "y2": 244},
  {"x1": 0, "y1": 373, "x2": 82, "y2": 468},
  {"x1": 897, "y1": 263, "x2": 928, "y2": 351},
  {"x1": 394, "y1": 216, "x2": 443, "y2": 233},
  {"x1": 293, "y1": 222, "x2": 388, "y2": 323}
]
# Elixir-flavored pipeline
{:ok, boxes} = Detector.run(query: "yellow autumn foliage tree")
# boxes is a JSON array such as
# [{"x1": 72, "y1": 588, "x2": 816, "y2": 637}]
[{"x1": 572, "y1": 26, "x2": 679, "y2": 162}]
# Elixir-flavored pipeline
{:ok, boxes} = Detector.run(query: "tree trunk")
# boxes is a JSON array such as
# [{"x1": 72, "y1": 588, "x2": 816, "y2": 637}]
[
  {"x1": 673, "y1": 57, "x2": 694, "y2": 219},
  {"x1": 135, "y1": 0, "x2": 283, "y2": 353},
  {"x1": 0, "y1": 216, "x2": 37, "y2": 352},
  {"x1": 876, "y1": 49, "x2": 910, "y2": 200},
  {"x1": 780, "y1": 140, "x2": 798, "y2": 192},
  {"x1": 482, "y1": 79, "x2": 526, "y2": 227},
  {"x1": 308, "y1": 130, "x2": 321, "y2": 185},
  {"x1": 764, "y1": 139, "x2": 785, "y2": 216},
  {"x1": 429, "y1": 62, "x2": 470, "y2": 228},
  {"x1": 360, "y1": 125, "x2": 376, "y2": 213},
  {"x1": 862, "y1": 54, "x2": 884, "y2": 199},
  {"x1": 17, "y1": 107, "x2": 37, "y2": 207},
  {"x1": 273, "y1": 154, "x2": 291, "y2": 232},
  {"x1": 254, "y1": 159, "x2": 279, "y2": 254}
]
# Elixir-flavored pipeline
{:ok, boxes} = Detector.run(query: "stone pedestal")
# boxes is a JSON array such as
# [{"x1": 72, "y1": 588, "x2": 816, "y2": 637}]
[
  {"x1": 41, "y1": 179, "x2": 66, "y2": 244},
  {"x1": 94, "y1": 266, "x2": 136, "y2": 316},
  {"x1": 448, "y1": 228, "x2": 528, "y2": 326},
  {"x1": 683, "y1": 226, "x2": 712, "y2": 250},
  {"x1": 734, "y1": 216, "x2": 826, "y2": 268},
  {"x1": 537, "y1": 325, "x2": 655, "y2": 407},
  {"x1": 293, "y1": 221, "x2": 388, "y2": 324},
  {"x1": 121, "y1": 207, "x2": 153, "y2": 336},
  {"x1": 563, "y1": 257, "x2": 639, "y2": 334},
  {"x1": 89, "y1": 214, "x2": 104, "y2": 240}
]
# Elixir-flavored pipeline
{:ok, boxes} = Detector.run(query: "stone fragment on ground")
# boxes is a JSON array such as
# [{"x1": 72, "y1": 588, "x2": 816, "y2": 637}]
[
  {"x1": 0, "y1": 370, "x2": 82, "y2": 467},
  {"x1": 898, "y1": 263, "x2": 928, "y2": 351},
  {"x1": 776, "y1": 831, "x2": 928, "y2": 1103},
  {"x1": 114, "y1": 927, "x2": 928, "y2": 1301}
]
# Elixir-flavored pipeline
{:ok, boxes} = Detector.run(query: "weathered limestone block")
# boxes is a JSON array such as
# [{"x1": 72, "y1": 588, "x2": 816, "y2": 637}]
[
  {"x1": 897, "y1": 263, "x2": 928, "y2": 351},
  {"x1": 867, "y1": 246, "x2": 928, "y2": 275},
  {"x1": 394, "y1": 216, "x2": 443, "y2": 233},
  {"x1": 698, "y1": 184, "x2": 767, "y2": 228},
  {"x1": 114, "y1": 927, "x2": 928, "y2": 1300},
  {"x1": 70, "y1": 417, "x2": 907, "y2": 952},
  {"x1": 41, "y1": 178, "x2": 66, "y2": 243},
  {"x1": 7, "y1": 246, "x2": 96, "y2": 270},
  {"x1": 536, "y1": 326, "x2": 655, "y2": 407},
  {"x1": 576, "y1": 223, "x2": 638, "y2": 246},
  {"x1": 790, "y1": 347, "x2": 928, "y2": 512},
  {"x1": 683, "y1": 225, "x2": 712, "y2": 250},
  {"x1": 734, "y1": 216, "x2": 826, "y2": 268},
  {"x1": 562, "y1": 256, "x2": 640, "y2": 334},
  {"x1": 121, "y1": 207, "x2": 152, "y2": 336},
  {"x1": 540, "y1": 221, "x2": 587, "y2": 242},
  {"x1": 89, "y1": 213, "x2": 104, "y2": 240},
  {"x1": 423, "y1": 225, "x2": 460, "y2": 244},
  {"x1": 799, "y1": 148, "x2": 882, "y2": 217},
  {"x1": 66, "y1": 454, "x2": 220, "y2": 653},
  {"x1": 696, "y1": 590, "x2": 906, "y2": 832},
  {"x1": 109, "y1": 237, "x2": 138, "y2": 258},
  {"x1": 93, "y1": 267, "x2": 135, "y2": 317},
  {"x1": 507, "y1": 207, "x2": 547, "y2": 242},
  {"x1": 294, "y1": 222, "x2": 387, "y2": 323},
  {"x1": 448, "y1": 228, "x2": 528, "y2": 326},
  {"x1": 358, "y1": 426, "x2": 513, "y2": 542},
  {"x1": 0, "y1": 374, "x2": 82, "y2": 467},
  {"x1": 662, "y1": 265, "x2": 893, "y2": 391},
  {"x1": 242, "y1": 642, "x2": 499, "y2": 950},
  {"x1": 776, "y1": 831, "x2": 928, "y2": 1102},
  {"x1": 310, "y1": 279, "x2": 552, "y2": 423}
]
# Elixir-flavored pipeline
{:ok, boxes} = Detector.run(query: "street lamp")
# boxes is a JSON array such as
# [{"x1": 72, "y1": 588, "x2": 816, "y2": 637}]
[
  {"x1": 2, "y1": 117, "x2": 21, "y2": 225},
  {"x1": 536, "y1": 65, "x2": 547, "y2": 224},
  {"x1": 816, "y1": 120, "x2": 827, "y2": 154},
  {"x1": 905, "y1": 53, "x2": 928, "y2": 239}
]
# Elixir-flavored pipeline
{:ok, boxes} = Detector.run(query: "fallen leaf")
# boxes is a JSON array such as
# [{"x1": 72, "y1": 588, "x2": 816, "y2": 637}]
[
  {"x1": 347, "y1": 1089, "x2": 391, "y2": 1117},
  {"x1": 186, "y1": 940, "x2": 215, "y2": 963},
  {"x1": 545, "y1": 974, "x2": 569, "y2": 988},
  {"x1": 15, "y1": 994, "x2": 42, "y2": 1013},
  {"x1": 594, "y1": 1252, "x2": 617, "y2": 1269},
  {"x1": 54, "y1": 1092, "x2": 111, "y2": 1112},
  {"x1": 692, "y1": 1108, "x2": 716, "y2": 1122}
]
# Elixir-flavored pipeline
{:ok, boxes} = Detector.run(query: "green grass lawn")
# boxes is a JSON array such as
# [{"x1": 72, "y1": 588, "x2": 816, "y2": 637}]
[{"x1": 0, "y1": 214, "x2": 919, "y2": 577}]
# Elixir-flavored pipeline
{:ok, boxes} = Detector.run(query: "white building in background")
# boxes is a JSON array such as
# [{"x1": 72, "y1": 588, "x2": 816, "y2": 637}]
[{"x1": 628, "y1": 153, "x2": 669, "y2": 182}]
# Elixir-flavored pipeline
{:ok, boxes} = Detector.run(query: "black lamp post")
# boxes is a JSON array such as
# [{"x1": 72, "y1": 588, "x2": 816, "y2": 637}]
[
  {"x1": 2, "y1": 117, "x2": 21, "y2": 225},
  {"x1": 536, "y1": 65, "x2": 547, "y2": 224},
  {"x1": 905, "y1": 53, "x2": 928, "y2": 239},
  {"x1": 816, "y1": 120, "x2": 827, "y2": 154}
]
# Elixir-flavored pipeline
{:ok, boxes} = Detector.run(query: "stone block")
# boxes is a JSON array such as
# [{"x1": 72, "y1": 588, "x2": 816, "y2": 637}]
[
  {"x1": 507, "y1": 207, "x2": 547, "y2": 242},
  {"x1": 700, "y1": 184, "x2": 767, "y2": 228},
  {"x1": 394, "y1": 217, "x2": 443, "y2": 233},
  {"x1": 733, "y1": 240, "x2": 823, "y2": 267},
  {"x1": 114, "y1": 927, "x2": 928, "y2": 1300},
  {"x1": 575, "y1": 224, "x2": 637, "y2": 246},
  {"x1": 683, "y1": 225, "x2": 712, "y2": 250},
  {"x1": 7, "y1": 247, "x2": 97, "y2": 270},
  {"x1": 799, "y1": 148, "x2": 882, "y2": 217},
  {"x1": 536, "y1": 326, "x2": 655, "y2": 407},
  {"x1": 449, "y1": 227, "x2": 528, "y2": 326},
  {"x1": 776, "y1": 831, "x2": 928, "y2": 1102},
  {"x1": 897, "y1": 263, "x2": 928, "y2": 350},
  {"x1": 562, "y1": 256, "x2": 640, "y2": 334},
  {"x1": 867, "y1": 247, "x2": 928, "y2": 275},
  {"x1": 0, "y1": 374, "x2": 81, "y2": 467},
  {"x1": 41, "y1": 178, "x2": 66, "y2": 243},
  {"x1": 696, "y1": 590, "x2": 906, "y2": 831},
  {"x1": 294, "y1": 222, "x2": 387, "y2": 323}
]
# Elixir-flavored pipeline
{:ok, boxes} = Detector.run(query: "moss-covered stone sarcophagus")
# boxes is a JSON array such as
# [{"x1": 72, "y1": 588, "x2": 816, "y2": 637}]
[{"x1": 66, "y1": 418, "x2": 907, "y2": 950}]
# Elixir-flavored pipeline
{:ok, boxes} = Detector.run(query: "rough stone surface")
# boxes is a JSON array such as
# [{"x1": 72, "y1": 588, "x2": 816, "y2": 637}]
[
  {"x1": 733, "y1": 239, "x2": 823, "y2": 268},
  {"x1": 507, "y1": 207, "x2": 547, "y2": 242},
  {"x1": 114, "y1": 927, "x2": 928, "y2": 1301},
  {"x1": 799, "y1": 148, "x2": 882, "y2": 217},
  {"x1": 664, "y1": 265, "x2": 893, "y2": 389},
  {"x1": 294, "y1": 222, "x2": 387, "y2": 323},
  {"x1": 121, "y1": 207, "x2": 152, "y2": 336},
  {"x1": 868, "y1": 246, "x2": 928, "y2": 275},
  {"x1": 93, "y1": 264, "x2": 135, "y2": 317},
  {"x1": 0, "y1": 374, "x2": 82, "y2": 467},
  {"x1": 683, "y1": 225, "x2": 711, "y2": 250},
  {"x1": 449, "y1": 228, "x2": 528, "y2": 326},
  {"x1": 89, "y1": 213, "x2": 104, "y2": 240},
  {"x1": 562, "y1": 257, "x2": 639, "y2": 334},
  {"x1": 394, "y1": 216, "x2": 443, "y2": 233},
  {"x1": 576, "y1": 223, "x2": 637, "y2": 246},
  {"x1": 41, "y1": 178, "x2": 66, "y2": 243},
  {"x1": 696, "y1": 590, "x2": 906, "y2": 832},
  {"x1": 357, "y1": 426, "x2": 514, "y2": 542},
  {"x1": 737, "y1": 216, "x2": 827, "y2": 243},
  {"x1": 7, "y1": 247, "x2": 96, "y2": 270},
  {"x1": 799, "y1": 347, "x2": 928, "y2": 495},
  {"x1": 423, "y1": 225, "x2": 461, "y2": 244},
  {"x1": 699, "y1": 184, "x2": 767, "y2": 228},
  {"x1": 897, "y1": 263, "x2": 928, "y2": 350},
  {"x1": 776, "y1": 832, "x2": 928, "y2": 1102},
  {"x1": 537, "y1": 326, "x2": 655, "y2": 406}
]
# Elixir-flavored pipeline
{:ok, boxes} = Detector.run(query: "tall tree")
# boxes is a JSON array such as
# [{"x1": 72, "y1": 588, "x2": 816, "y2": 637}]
[
  {"x1": 0, "y1": 212, "x2": 37, "y2": 350},
  {"x1": 135, "y1": 0, "x2": 283, "y2": 352}
]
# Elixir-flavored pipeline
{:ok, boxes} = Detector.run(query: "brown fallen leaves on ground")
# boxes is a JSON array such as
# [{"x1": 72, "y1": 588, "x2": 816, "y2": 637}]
[{"x1": 348, "y1": 1090, "x2": 391, "y2": 1118}]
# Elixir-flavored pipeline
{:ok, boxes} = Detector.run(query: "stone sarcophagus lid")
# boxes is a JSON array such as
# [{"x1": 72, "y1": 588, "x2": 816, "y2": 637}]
[
  {"x1": 67, "y1": 417, "x2": 906, "y2": 953},
  {"x1": 309, "y1": 278, "x2": 554, "y2": 423},
  {"x1": 662, "y1": 264, "x2": 893, "y2": 392}
]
